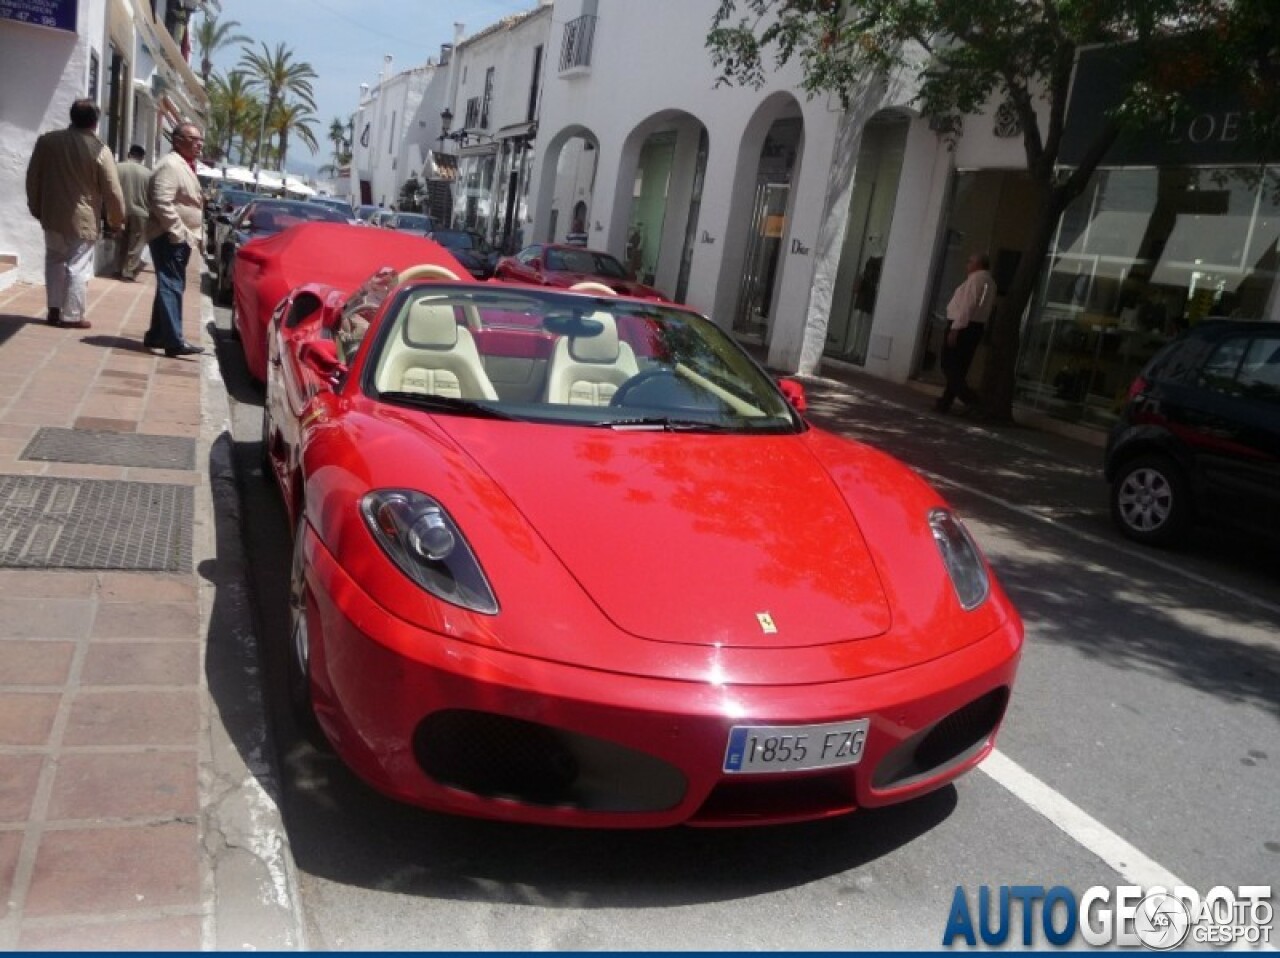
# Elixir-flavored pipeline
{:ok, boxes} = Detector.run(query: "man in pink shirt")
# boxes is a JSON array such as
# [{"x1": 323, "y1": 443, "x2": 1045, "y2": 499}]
[{"x1": 935, "y1": 252, "x2": 996, "y2": 414}]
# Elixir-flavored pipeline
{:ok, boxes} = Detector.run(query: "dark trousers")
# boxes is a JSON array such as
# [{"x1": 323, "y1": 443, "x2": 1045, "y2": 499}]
[
  {"x1": 147, "y1": 238, "x2": 190, "y2": 349},
  {"x1": 938, "y1": 322, "x2": 985, "y2": 410}
]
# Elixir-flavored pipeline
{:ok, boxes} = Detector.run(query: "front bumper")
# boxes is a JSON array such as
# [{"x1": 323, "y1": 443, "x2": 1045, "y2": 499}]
[{"x1": 304, "y1": 526, "x2": 1023, "y2": 828}]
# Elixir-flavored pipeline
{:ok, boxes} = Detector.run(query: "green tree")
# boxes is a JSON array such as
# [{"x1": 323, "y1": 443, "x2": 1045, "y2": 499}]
[
  {"x1": 268, "y1": 100, "x2": 320, "y2": 172},
  {"x1": 208, "y1": 71, "x2": 260, "y2": 163},
  {"x1": 194, "y1": 13, "x2": 249, "y2": 88},
  {"x1": 708, "y1": 0, "x2": 1280, "y2": 420},
  {"x1": 238, "y1": 41, "x2": 318, "y2": 169}
]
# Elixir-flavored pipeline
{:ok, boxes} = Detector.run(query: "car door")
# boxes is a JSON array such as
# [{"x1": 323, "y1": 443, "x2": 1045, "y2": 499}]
[
  {"x1": 503, "y1": 246, "x2": 543, "y2": 283},
  {"x1": 1186, "y1": 332, "x2": 1280, "y2": 528}
]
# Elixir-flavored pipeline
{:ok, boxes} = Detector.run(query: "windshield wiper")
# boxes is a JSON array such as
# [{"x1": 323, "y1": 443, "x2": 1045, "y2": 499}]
[
  {"x1": 600, "y1": 417, "x2": 735, "y2": 432},
  {"x1": 379, "y1": 391, "x2": 516, "y2": 420}
]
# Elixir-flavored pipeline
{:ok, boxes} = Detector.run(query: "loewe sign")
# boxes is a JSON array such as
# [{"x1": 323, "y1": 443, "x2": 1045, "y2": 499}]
[{"x1": 1059, "y1": 43, "x2": 1274, "y2": 167}]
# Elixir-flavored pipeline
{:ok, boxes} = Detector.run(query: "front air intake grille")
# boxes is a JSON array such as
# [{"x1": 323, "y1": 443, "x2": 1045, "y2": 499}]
[
  {"x1": 872, "y1": 687, "x2": 1009, "y2": 790},
  {"x1": 413, "y1": 709, "x2": 686, "y2": 812}
]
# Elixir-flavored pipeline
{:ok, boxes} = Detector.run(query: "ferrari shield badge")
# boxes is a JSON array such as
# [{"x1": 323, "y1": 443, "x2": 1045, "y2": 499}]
[{"x1": 756, "y1": 612, "x2": 777, "y2": 634}]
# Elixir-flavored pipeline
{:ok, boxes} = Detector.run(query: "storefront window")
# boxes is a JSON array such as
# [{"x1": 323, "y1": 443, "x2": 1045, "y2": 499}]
[
  {"x1": 1017, "y1": 165, "x2": 1280, "y2": 426},
  {"x1": 454, "y1": 152, "x2": 497, "y2": 237}
]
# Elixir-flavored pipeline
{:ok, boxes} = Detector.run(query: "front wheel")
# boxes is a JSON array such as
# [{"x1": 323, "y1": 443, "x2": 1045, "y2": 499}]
[
  {"x1": 1110, "y1": 453, "x2": 1192, "y2": 546},
  {"x1": 287, "y1": 514, "x2": 327, "y2": 747}
]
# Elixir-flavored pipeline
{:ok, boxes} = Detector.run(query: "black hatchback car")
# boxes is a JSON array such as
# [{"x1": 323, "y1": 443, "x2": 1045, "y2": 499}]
[{"x1": 1104, "y1": 320, "x2": 1280, "y2": 546}]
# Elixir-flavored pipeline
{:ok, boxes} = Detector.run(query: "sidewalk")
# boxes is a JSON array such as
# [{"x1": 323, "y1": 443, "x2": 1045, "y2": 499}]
[{"x1": 0, "y1": 262, "x2": 300, "y2": 950}]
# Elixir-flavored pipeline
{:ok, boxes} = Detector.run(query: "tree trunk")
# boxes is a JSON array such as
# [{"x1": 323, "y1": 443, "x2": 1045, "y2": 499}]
[{"x1": 979, "y1": 181, "x2": 1071, "y2": 421}]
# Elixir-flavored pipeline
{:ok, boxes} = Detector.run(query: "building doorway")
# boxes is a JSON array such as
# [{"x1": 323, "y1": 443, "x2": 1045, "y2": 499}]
[{"x1": 733, "y1": 117, "x2": 801, "y2": 342}]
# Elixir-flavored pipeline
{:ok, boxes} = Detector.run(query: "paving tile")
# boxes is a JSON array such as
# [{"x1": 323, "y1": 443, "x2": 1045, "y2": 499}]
[
  {"x1": 0, "y1": 571, "x2": 96, "y2": 600},
  {"x1": 47, "y1": 750, "x2": 198, "y2": 821},
  {"x1": 80, "y1": 642, "x2": 199, "y2": 687},
  {"x1": 0, "y1": 830, "x2": 21, "y2": 921},
  {"x1": 73, "y1": 417, "x2": 137, "y2": 433},
  {"x1": 0, "y1": 753, "x2": 46, "y2": 822},
  {"x1": 0, "y1": 692, "x2": 60, "y2": 746},
  {"x1": 97, "y1": 573, "x2": 195, "y2": 603},
  {"x1": 17, "y1": 913, "x2": 203, "y2": 951},
  {"x1": 0, "y1": 598, "x2": 94, "y2": 639},
  {"x1": 0, "y1": 640, "x2": 74, "y2": 685},
  {"x1": 91, "y1": 602, "x2": 198, "y2": 640},
  {"x1": 23, "y1": 822, "x2": 200, "y2": 916},
  {"x1": 63, "y1": 690, "x2": 198, "y2": 746}
]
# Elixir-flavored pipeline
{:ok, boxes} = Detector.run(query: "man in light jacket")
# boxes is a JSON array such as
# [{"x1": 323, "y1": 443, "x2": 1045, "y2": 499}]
[
  {"x1": 144, "y1": 123, "x2": 205, "y2": 357},
  {"x1": 115, "y1": 145, "x2": 150, "y2": 281},
  {"x1": 25, "y1": 98, "x2": 126, "y2": 329}
]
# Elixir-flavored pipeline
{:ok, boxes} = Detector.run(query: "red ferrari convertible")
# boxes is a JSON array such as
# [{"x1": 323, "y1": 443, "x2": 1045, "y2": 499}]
[
  {"x1": 231, "y1": 222, "x2": 463, "y2": 382},
  {"x1": 261, "y1": 267, "x2": 1023, "y2": 828}
]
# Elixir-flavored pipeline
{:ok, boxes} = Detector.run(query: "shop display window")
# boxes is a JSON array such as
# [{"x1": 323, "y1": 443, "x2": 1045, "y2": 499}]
[{"x1": 1017, "y1": 165, "x2": 1280, "y2": 426}]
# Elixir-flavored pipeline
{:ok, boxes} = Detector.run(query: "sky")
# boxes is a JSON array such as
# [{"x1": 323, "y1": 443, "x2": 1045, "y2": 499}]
[{"x1": 210, "y1": 0, "x2": 538, "y2": 174}]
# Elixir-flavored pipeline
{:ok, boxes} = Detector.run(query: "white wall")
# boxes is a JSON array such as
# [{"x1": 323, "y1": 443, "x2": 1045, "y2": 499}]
[{"x1": 0, "y1": 4, "x2": 105, "y2": 288}]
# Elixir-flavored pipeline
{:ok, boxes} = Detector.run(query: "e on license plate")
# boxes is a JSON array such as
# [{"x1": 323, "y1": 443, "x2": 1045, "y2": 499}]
[{"x1": 723, "y1": 719, "x2": 870, "y2": 774}]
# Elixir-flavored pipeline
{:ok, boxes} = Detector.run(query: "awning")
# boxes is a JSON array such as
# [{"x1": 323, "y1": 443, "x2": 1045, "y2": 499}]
[{"x1": 497, "y1": 121, "x2": 537, "y2": 141}]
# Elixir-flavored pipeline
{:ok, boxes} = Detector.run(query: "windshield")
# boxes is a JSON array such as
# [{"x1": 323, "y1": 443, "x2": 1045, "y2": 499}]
[
  {"x1": 362, "y1": 286, "x2": 802, "y2": 434},
  {"x1": 434, "y1": 230, "x2": 486, "y2": 252},
  {"x1": 245, "y1": 201, "x2": 348, "y2": 231},
  {"x1": 395, "y1": 214, "x2": 431, "y2": 231},
  {"x1": 545, "y1": 249, "x2": 628, "y2": 278}
]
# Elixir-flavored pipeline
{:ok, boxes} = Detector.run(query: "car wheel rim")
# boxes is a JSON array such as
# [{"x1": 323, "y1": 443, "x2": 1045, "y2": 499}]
[{"x1": 1118, "y1": 467, "x2": 1172, "y2": 532}]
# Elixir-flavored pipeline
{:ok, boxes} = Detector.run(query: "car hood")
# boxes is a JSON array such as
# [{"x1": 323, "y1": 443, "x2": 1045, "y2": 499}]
[
  {"x1": 433, "y1": 420, "x2": 891, "y2": 649},
  {"x1": 551, "y1": 272, "x2": 664, "y2": 299}
]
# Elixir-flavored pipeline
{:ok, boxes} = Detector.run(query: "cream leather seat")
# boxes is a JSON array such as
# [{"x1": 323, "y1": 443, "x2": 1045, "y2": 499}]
[
  {"x1": 375, "y1": 299, "x2": 498, "y2": 400},
  {"x1": 544, "y1": 312, "x2": 639, "y2": 405}
]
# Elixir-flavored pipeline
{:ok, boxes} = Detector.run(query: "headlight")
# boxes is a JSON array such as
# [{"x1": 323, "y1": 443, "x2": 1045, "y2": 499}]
[
  {"x1": 929, "y1": 508, "x2": 990, "y2": 611},
  {"x1": 360, "y1": 490, "x2": 498, "y2": 615}
]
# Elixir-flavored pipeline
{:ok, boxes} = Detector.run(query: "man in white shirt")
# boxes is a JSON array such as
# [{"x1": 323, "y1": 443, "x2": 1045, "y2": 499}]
[
  {"x1": 143, "y1": 123, "x2": 205, "y2": 357},
  {"x1": 935, "y1": 252, "x2": 996, "y2": 414}
]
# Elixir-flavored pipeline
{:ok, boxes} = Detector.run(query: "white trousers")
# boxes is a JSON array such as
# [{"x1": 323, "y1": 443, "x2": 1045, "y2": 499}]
[{"x1": 44, "y1": 231, "x2": 96, "y2": 322}]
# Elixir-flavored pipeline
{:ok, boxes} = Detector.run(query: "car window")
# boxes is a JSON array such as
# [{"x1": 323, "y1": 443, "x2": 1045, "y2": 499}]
[
  {"x1": 517, "y1": 246, "x2": 541, "y2": 265},
  {"x1": 1238, "y1": 336, "x2": 1280, "y2": 403},
  {"x1": 1198, "y1": 337, "x2": 1247, "y2": 393}
]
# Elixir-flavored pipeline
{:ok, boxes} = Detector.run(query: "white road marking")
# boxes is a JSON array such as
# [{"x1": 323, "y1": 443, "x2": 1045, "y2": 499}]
[{"x1": 979, "y1": 749, "x2": 1185, "y2": 888}]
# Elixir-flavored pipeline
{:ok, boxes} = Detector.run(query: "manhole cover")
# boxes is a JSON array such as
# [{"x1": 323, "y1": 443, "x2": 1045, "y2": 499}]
[
  {"x1": 21, "y1": 428, "x2": 195, "y2": 471},
  {"x1": 0, "y1": 476, "x2": 192, "y2": 571}
]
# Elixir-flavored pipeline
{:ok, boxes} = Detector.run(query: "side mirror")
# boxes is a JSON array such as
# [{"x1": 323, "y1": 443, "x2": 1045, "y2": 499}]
[
  {"x1": 528, "y1": 258, "x2": 542, "y2": 271},
  {"x1": 779, "y1": 378, "x2": 807, "y2": 413},
  {"x1": 216, "y1": 213, "x2": 231, "y2": 224},
  {"x1": 300, "y1": 340, "x2": 346, "y2": 384}
]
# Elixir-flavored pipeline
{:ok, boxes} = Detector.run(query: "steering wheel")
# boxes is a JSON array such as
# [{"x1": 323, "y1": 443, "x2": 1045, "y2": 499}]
[
  {"x1": 398, "y1": 263, "x2": 460, "y2": 283},
  {"x1": 610, "y1": 368, "x2": 683, "y2": 408},
  {"x1": 568, "y1": 281, "x2": 617, "y2": 296}
]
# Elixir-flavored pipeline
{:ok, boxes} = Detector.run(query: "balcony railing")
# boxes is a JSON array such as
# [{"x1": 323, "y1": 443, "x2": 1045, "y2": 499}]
[{"x1": 559, "y1": 14, "x2": 596, "y2": 73}]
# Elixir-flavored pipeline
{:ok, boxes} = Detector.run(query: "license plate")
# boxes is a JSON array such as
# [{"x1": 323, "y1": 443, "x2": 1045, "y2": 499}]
[{"x1": 722, "y1": 719, "x2": 870, "y2": 774}]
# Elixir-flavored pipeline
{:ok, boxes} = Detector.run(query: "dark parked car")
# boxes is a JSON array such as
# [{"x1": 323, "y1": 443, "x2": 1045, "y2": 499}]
[
  {"x1": 1104, "y1": 319, "x2": 1280, "y2": 546},
  {"x1": 212, "y1": 198, "x2": 349, "y2": 304},
  {"x1": 428, "y1": 228, "x2": 498, "y2": 279},
  {"x1": 308, "y1": 195, "x2": 355, "y2": 220},
  {"x1": 385, "y1": 211, "x2": 434, "y2": 234},
  {"x1": 205, "y1": 187, "x2": 256, "y2": 254}
]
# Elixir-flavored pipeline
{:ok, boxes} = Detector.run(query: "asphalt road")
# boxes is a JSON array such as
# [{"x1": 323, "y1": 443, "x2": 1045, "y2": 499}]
[{"x1": 208, "y1": 298, "x2": 1279, "y2": 950}]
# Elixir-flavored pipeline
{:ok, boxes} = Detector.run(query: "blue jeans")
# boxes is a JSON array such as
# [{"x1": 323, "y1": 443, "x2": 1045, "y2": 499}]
[{"x1": 147, "y1": 237, "x2": 190, "y2": 348}]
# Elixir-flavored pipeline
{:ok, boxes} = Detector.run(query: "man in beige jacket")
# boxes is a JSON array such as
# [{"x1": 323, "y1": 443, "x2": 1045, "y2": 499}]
[
  {"x1": 25, "y1": 98, "x2": 126, "y2": 329},
  {"x1": 143, "y1": 123, "x2": 205, "y2": 357},
  {"x1": 115, "y1": 145, "x2": 151, "y2": 281}
]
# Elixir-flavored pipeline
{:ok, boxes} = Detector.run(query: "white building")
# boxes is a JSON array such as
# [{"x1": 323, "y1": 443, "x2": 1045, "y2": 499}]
[
  {"x1": 0, "y1": 0, "x2": 207, "y2": 291},
  {"x1": 433, "y1": 4, "x2": 551, "y2": 252}
]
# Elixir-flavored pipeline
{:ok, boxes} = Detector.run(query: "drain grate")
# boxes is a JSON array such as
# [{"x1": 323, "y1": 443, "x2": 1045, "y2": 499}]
[
  {"x1": 21, "y1": 428, "x2": 195, "y2": 471},
  {"x1": 0, "y1": 476, "x2": 192, "y2": 571}
]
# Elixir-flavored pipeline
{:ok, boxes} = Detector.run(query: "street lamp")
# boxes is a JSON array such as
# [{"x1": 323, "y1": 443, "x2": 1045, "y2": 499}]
[{"x1": 438, "y1": 106, "x2": 494, "y2": 147}]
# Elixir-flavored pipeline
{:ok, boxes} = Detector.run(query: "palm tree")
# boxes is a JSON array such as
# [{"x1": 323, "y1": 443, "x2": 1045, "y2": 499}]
[
  {"x1": 269, "y1": 101, "x2": 320, "y2": 172},
  {"x1": 208, "y1": 71, "x2": 260, "y2": 163},
  {"x1": 193, "y1": 13, "x2": 249, "y2": 87},
  {"x1": 327, "y1": 117, "x2": 348, "y2": 168},
  {"x1": 238, "y1": 41, "x2": 318, "y2": 168}
]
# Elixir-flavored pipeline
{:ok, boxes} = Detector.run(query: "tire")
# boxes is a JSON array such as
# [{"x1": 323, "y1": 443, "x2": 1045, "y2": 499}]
[
  {"x1": 1110, "y1": 453, "x2": 1192, "y2": 546},
  {"x1": 287, "y1": 514, "x2": 327, "y2": 748}
]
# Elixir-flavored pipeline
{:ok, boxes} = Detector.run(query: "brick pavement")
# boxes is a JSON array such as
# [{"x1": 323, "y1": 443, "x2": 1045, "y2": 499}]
[{"x1": 0, "y1": 260, "x2": 219, "y2": 950}]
